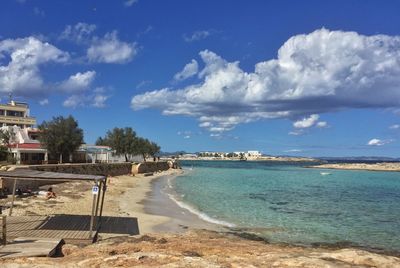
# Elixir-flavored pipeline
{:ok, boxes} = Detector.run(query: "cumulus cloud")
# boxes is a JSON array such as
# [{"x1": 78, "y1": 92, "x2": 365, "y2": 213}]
[
  {"x1": 132, "y1": 29, "x2": 400, "y2": 133},
  {"x1": 293, "y1": 114, "x2": 319, "y2": 128},
  {"x1": 0, "y1": 36, "x2": 69, "y2": 96},
  {"x1": 63, "y1": 90, "x2": 109, "y2": 109},
  {"x1": 183, "y1": 30, "x2": 211, "y2": 42},
  {"x1": 91, "y1": 91, "x2": 109, "y2": 108},
  {"x1": 367, "y1": 138, "x2": 393, "y2": 146},
  {"x1": 60, "y1": 22, "x2": 96, "y2": 44},
  {"x1": 174, "y1": 59, "x2": 198, "y2": 81},
  {"x1": 58, "y1": 71, "x2": 96, "y2": 92},
  {"x1": 87, "y1": 31, "x2": 137, "y2": 63},
  {"x1": 63, "y1": 95, "x2": 83, "y2": 108},
  {"x1": 389, "y1": 124, "x2": 400, "y2": 129}
]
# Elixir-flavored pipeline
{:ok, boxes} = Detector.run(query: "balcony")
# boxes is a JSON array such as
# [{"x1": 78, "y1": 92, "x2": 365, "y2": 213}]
[{"x1": 0, "y1": 115, "x2": 36, "y2": 126}]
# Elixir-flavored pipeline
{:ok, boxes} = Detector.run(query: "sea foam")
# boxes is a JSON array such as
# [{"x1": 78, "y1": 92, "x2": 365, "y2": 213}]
[{"x1": 165, "y1": 176, "x2": 235, "y2": 227}]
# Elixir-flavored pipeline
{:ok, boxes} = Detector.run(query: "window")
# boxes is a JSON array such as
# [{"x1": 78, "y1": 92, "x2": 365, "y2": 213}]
[{"x1": 7, "y1": 110, "x2": 24, "y2": 117}]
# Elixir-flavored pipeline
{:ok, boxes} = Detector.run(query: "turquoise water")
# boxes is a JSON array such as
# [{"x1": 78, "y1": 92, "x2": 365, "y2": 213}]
[{"x1": 173, "y1": 160, "x2": 400, "y2": 252}]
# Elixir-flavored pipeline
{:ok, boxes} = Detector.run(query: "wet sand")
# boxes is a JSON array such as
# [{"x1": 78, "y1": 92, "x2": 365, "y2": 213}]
[{"x1": 143, "y1": 173, "x2": 226, "y2": 233}]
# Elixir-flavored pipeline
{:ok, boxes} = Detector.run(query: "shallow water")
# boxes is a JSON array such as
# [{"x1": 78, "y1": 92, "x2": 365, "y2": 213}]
[{"x1": 172, "y1": 160, "x2": 400, "y2": 252}]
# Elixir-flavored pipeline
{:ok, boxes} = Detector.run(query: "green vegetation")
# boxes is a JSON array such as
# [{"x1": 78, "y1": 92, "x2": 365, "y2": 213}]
[
  {"x1": 0, "y1": 129, "x2": 16, "y2": 163},
  {"x1": 96, "y1": 127, "x2": 160, "y2": 162},
  {"x1": 38, "y1": 115, "x2": 84, "y2": 163}
]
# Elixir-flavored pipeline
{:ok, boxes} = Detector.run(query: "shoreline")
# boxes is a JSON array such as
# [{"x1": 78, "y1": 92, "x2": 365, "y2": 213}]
[
  {"x1": 308, "y1": 162, "x2": 400, "y2": 172},
  {"x1": 139, "y1": 169, "x2": 400, "y2": 257},
  {"x1": 142, "y1": 171, "x2": 228, "y2": 233}
]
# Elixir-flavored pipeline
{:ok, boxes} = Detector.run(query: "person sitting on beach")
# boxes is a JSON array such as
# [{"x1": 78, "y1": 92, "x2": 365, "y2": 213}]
[{"x1": 46, "y1": 187, "x2": 56, "y2": 199}]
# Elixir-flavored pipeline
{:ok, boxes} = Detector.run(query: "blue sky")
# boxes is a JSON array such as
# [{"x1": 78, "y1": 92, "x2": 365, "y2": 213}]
[{"x1": 1, "y1": 0, "x2": 400, "y2": 157}]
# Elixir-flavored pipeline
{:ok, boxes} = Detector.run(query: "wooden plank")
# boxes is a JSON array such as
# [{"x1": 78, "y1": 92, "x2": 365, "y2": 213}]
[
  {"x1": 0, "y1": 237, "x2": 64, "y2": 259},
  {"x1": 5, "y1": 215, "x2": 138, "y2": 242}
]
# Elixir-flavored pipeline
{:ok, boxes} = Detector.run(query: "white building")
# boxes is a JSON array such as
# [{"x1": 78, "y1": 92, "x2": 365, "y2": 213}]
[{"x1": 246, "y1": 151, "x2": 262, "y2": 157}]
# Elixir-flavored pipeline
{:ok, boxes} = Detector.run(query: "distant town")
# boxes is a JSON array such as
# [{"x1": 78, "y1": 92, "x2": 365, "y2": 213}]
[{"x1": 176, "y1": 150, "x2": 317, "y2": 162}]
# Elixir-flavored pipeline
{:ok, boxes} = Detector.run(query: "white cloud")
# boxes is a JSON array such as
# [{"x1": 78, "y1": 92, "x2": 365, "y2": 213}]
[
  {"x1": 63, "y1": 95, "x2": 83, "y2": 108},
  {"x1": 367, "y1": 138, "x2": 393, "y2": 146},
  {"x1": 63, "y1": 88, "x2": 110, "y2": 109},
  {"x1": 132, "y1": 29, "x2": 400, "y2": 133},
  {"x1": 124, "y1": 0, "x2": 138, "y2": 7},
  {"x1": 288, "y1": 130, "x2": 304, "y2": 136},
  {"x1": 177, "y1": 130, "x2": 192, "y2": 137},
  {"x1": 316, "y1": 121, "x2": 328, "y2": 128},
  {"x1": 39, "y1": 98, "x2": 49, "y2": 105},
  {"x1": 183, "y1": 30, "x2": 211, "y2": 42},
  {"x1": 174, "y1": 59, "x2": 198, "y2": 81},
  {"x1": 136, "y1": 80, "x2": 152, "y2": 89},
  {"x1": 58, "y1": 71, "x2": 96, "y2": 92},
  {"x1": 87, "y1": 31, "x2": 137, "y2": 63},
  {"x1": 0, "y1": 36, "x2": 69, "y2": 96},
  {"x1": 91, "y1": 93, "x2": 109, "y2": 108},
  {"x1": 389, "y1": 124, "x2": 400, "y2": 129},
  {"x1": 284, "y1": 149, "x2": 303, "y2": 153},
  {"x1": 293, "y1": 114, "x2": 319, "y2": 128},
  {"x1": 60, "y1": 22, "x2": 96, "y2": 44}
]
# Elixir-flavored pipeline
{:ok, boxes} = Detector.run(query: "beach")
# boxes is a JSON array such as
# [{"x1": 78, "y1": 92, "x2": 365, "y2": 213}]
[
  {"x1": 1, "y1": 168, "x2": 222, "y2": 236},
  {"x1": 1, "y1": 168, "x2": 400, "y2": 267}
]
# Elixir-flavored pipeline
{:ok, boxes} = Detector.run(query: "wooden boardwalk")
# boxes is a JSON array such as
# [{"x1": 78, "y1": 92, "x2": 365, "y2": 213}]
[
  {"x1": 4, "y1": 215, "x2": 139, "y2": 243},
  {"x1": 7, "y1": 215, "x2": 92, "y2": 241}
]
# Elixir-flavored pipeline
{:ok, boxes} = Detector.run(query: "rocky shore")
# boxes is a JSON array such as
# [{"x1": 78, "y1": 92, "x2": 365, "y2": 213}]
[{"x1": 1, "y1": 230, "x2": 400, "y2": 267}]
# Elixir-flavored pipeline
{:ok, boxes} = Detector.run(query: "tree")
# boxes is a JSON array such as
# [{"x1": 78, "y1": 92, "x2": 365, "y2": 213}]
[
  {"x1": 136, "y1": 137, "x2": 150, "y2": 162},
  {"x1": 96, "y1": 127, "x2": 139, "y2": 162},
  {"x1": 38, "y1": 115, "x2": 84, "y2": 163},
  {"x1": 0, "y1": 129, "x2": 16, "y2": 163},
  {"x1": 0, "y1": 129, "x2": 16, "y2": 147},
  {"x1": 148, "y1": 141, "x2": 161, "y2": 158},
  {"x1": 97, "y1": 127, "x2": 161, "y2": 162}
]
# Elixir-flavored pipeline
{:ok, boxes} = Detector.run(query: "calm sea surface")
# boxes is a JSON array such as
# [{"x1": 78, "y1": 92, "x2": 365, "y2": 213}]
[{"x1": 171, "y1": 160, "x2": 400, "y2": 252}]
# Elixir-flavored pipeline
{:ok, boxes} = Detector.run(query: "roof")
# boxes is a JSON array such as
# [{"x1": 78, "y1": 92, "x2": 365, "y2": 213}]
[
  {"x1": 79, "y1": 145, "x2": 113, "y2": 153},
  {"x1": 0, "y1": 169, "x2": 106, "y2": 181},
  {"x1": 8, "y1": 143, "x2": 42, "y2": 149}
]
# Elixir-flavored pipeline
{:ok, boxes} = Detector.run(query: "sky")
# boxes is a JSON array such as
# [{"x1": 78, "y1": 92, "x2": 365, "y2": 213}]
[{"x1": 1, "y1": 0, "x2": 400, "y2": 157}]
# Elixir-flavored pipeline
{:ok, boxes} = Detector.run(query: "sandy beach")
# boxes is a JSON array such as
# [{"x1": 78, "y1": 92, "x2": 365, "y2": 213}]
[{"x1": 1, "y1": 168, "x2": 220, "y2": 236}]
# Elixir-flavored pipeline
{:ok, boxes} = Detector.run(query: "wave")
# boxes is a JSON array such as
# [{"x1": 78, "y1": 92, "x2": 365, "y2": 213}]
[
  {"x1": 167, "y1": 193, "x2": 236, "y2": 228},
  {"x1": 164, "y1": 178, "x2": 236, "y2": 228}
]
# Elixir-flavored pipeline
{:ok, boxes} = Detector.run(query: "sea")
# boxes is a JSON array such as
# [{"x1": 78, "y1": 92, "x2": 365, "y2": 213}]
[{"x1": 168, "y1": 160, "x2": 400, "y2": 253}]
